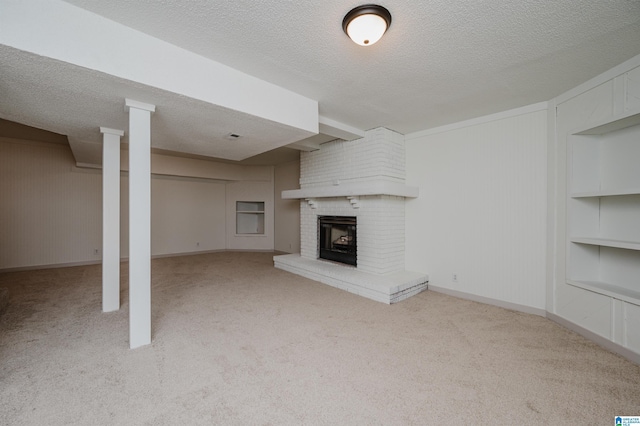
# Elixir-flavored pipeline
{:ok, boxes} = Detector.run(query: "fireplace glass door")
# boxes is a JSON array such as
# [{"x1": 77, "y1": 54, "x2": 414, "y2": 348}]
[{"x1": 318, "y1": 216, "x2": 356, "y2": 266}]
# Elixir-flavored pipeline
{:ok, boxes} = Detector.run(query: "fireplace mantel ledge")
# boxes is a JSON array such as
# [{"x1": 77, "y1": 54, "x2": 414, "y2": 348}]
[{"x1": 281, "y1": 180, "x2": 418, "y2": 199}]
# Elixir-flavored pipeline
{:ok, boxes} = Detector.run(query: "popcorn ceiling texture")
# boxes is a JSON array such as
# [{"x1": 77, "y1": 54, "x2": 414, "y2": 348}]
[
  {"x1": 4, "y1": 0, "x2": 640, "y2": 167},
  {"x1": 0, "y1": 48, "x2": 313, "y2": 165},
  {"x1": 62, "y1": 0, "x2": 640, "y2": 134}
]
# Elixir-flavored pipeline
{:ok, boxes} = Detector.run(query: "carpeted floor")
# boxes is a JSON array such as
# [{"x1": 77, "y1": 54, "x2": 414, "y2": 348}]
[{"x1": 0, "y1": 251, "x2": 639, "y2": 425}]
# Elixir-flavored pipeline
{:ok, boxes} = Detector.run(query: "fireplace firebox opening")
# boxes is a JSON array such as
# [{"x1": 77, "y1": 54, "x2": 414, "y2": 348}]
[{"x1": 318, "y1": 216, "x2": 356, "y2": 266}]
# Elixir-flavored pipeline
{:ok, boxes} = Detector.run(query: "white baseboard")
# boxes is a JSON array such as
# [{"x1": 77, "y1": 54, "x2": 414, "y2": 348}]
[
  {"x1": 428, "y1": 285, "x2": 547, "y2": 317},
  {"x1": 150, "y1": 249, "x2": 226, "y2": 259},
  {"x1": 428, "y1": 285, "x2": 639, "y2": 365},
  {"x1": 0, "y1": 259, "x2": 103, "y2": 273},
  {"x1": 546, "y1": 312, "x2": 640, "y2": 365},
  {"x1": 0, "y1": 249, "x2": 276, "y2": 273}
]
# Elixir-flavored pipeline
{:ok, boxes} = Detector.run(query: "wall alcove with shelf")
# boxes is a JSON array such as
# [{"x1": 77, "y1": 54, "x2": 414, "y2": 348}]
[
  {"x1": 567, "y1": 108, "x2": 640, "y2": 305},
  {"x1": 236, "y1": 201, "x2": 265, "y2": 235}
]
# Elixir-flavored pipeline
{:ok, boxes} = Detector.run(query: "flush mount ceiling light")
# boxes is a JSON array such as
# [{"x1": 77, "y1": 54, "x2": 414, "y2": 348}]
[{"x1": 342, "y1": 4, "x2": 392, "y2": 46}]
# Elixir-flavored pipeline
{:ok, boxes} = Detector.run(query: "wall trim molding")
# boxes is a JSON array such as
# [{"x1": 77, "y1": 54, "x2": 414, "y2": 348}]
[
  {"x1": 0, "y1": 249, "x2": 279, "y2": 272},
  {"x1": 547, "y1": 312, "x2": 640, "y2": 366},
  {"x1": 150, "y1": 250, "x2": 227, "y2": 259},
  {"x1": 428, "y1": 285, "x2": 546, "y2": 316},
  {"x1": 0, "y1": 259, "x2": 103, "y2": 273},
  {"x1": 429, "y1": 286, "x2": 639, "y2": 365},
  {"x1": 555, "y1": 53, "x2": 640, "y2": 105},
  {"x1": 405, "y1": 102, "x2": 548, "y2": 140}
]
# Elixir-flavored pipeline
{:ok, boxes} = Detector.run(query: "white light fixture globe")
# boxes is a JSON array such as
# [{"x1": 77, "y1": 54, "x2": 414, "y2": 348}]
[{"x1": 342, "y1": 5, "x2": 392, "y2": 46}]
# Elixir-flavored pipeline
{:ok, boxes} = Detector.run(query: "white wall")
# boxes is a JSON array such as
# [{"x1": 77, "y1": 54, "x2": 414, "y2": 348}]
[
  {"x1": 274, "y1": 159, "x2": 301, "y2": 253},
  {"x1": 405, "y1": 106, "x2": 548, "y2": 310},
  {"x1": 0, "y1": 135, "x2": 278, "y2": 270}
]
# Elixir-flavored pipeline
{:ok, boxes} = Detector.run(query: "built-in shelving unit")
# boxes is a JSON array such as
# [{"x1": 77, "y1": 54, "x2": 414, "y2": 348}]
[
  {"x1": 570, "y1": 237, "x2": 640, "y2": 251},
  {"x1": 236, "y1": 201, "x2": 265, "y2": 235},
  {"x1": 567, "y1": 108, "x2": 640, "y2": 305}
]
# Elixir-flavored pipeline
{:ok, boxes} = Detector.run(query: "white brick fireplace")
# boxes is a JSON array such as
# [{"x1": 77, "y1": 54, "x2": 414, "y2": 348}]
[{"x1": 274, "y1": 127, "x2": 428, "y2": 304}]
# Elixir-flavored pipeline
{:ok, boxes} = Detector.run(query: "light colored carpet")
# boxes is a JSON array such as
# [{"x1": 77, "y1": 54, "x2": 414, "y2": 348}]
[{"x1": 0, "y1": 251, "x2": 638, "y2": 425}]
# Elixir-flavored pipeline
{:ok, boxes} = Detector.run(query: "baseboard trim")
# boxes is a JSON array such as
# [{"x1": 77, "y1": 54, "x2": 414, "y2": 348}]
[
  {"x1": 0, "y1": 259, "x2": 103, "y2": 273},
  {"x1": 428, "y1": 286, "x2": 640, "y2": 365},
  {"x1": 224, "y1": 249, "x2": 279, "y2": 253},
  {"x1": 0, "y1": 249, "x2": 278, "y2": 273},
  {"x1": 546, "y1": 312, "x2": 640, "y2": 365},
  {"x1": 150, "y1": 249, "x2": 227, "y2": 260},
  {"x1": 428, "y1": 285, "x2": 547, "y2": 317}
]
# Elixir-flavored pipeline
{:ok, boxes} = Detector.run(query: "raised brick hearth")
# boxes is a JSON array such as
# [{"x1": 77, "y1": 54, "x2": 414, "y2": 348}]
[{"x1": 274, "y1": 127, "x2": 428, "y2": 304}]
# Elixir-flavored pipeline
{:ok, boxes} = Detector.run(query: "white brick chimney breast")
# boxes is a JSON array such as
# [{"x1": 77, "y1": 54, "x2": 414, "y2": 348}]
[{"x1": 274, "y1": 127, "x2": 428, "y2": 304}]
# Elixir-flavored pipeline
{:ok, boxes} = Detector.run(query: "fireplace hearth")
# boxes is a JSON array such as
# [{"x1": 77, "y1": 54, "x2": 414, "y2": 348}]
[
  {"x1": 318, "y1": 216, "x2": 356, "y2": 266},
  {"x1": 274, "y1": 127, "x2": 428, "y2": 304}
]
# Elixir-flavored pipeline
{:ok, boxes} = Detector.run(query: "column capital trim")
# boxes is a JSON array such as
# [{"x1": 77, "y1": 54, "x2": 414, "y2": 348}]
[
  {"x1": 125, "y1": 98, "x2": 156, "y2": 113},
  {"x1": 100, "y1": 127, "x2": 125, "y2": 137}
]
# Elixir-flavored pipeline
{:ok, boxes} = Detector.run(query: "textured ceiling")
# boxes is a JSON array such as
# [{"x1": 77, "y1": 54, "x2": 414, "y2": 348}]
[
  {"x1": 2, "y1": 0, "x2": 640, "y2": 165},
  {"x1": 0, "y1": 45, "x2": 313, "y2": 163},
  {"x1": 62, "y1": 0, "x2": 640, "y2": 132}
]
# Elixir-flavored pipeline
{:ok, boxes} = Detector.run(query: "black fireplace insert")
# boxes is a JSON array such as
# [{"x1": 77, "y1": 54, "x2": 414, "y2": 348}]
[{"x1": 318, "y1": 216, "x2": 356, "y2": 266}]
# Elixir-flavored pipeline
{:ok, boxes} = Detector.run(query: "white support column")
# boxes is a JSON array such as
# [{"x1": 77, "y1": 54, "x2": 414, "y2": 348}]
[
  {"x1": 125, "y1": 98, "x2": 155, "y2": 349},
  {"x1": 100, "y1": 127, "x2": 124, "y2": 313}
]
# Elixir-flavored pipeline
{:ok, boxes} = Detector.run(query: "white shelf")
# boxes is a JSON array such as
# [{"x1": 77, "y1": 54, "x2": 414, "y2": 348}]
[
  {"x1": 281, "y1": 179, "x2": 418, "y2": 199},
  {"x1": 570, "y1": 237, "x2": 640, "y2": 251},
  {"x1": 567, "y1": 280, "x2": 640, "y2": 306},
  {"x1": 236, "y1": 201, "x2": 265, "y2": 234},
  {"x1": 567, "y1": 109, "x2": 640, "y2": 303},
  {"x1": 572, "y1": 108, "x2": 640, "y2": 135},
  {"x1": 571, "y1": 188, "x2": 640, "y2": 198}
]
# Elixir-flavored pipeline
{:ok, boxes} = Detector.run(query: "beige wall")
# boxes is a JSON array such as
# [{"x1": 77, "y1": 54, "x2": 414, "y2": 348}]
[
  {"x1": 0, "y1": 134, "x2": 280, "y2": 270},
  {"x1": 150, "y1": 175, "x2": 226, "y2": 256},
  {"x1": 0, "y1": 138, "x2": 102, "y2": 269},
  {"x1": 274, "y1": 158, "x2": 300, "y2": 253}
]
